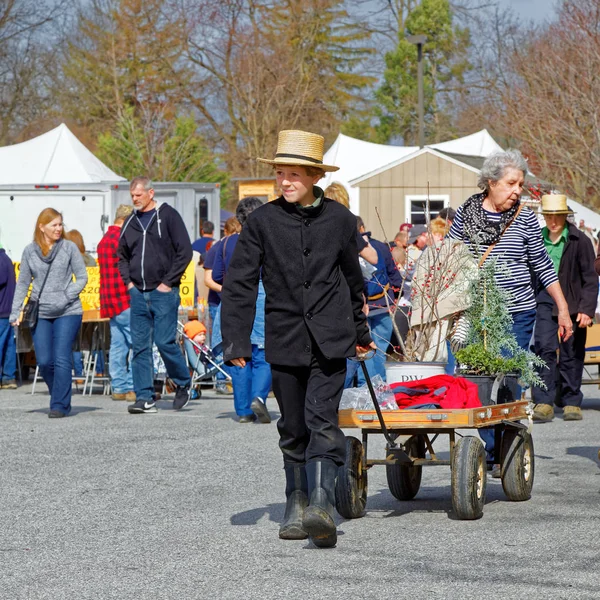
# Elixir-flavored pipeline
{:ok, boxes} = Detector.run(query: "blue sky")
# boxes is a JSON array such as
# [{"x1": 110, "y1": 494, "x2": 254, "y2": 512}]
[{"x1": 499, "y1": 0, "x2": 558, "y2": 22}]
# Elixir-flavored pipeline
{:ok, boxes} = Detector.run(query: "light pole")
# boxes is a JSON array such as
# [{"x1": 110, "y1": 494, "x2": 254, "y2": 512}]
[{"x1": 407, "y1": 34, "x2": 427, "y2": 148}]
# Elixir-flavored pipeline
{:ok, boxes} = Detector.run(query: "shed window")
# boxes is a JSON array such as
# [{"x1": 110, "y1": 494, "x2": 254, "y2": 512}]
[{"x1": 405, "y1": 195, "x2": 449, "y2": 225}]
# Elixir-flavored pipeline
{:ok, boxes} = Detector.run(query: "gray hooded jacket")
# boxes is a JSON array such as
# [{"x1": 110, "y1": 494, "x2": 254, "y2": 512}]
[{"x1": 10, "y1": 239, "x2": 88, "y2": 322}]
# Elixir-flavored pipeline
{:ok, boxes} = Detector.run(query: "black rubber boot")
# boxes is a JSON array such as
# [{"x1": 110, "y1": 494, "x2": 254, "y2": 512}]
[
  {"x1": 303, "y1": 460, "x2": 338, "y2": 548},
  {"x1": 279, "y1": 464, "x2": 308, "y2": 540}
]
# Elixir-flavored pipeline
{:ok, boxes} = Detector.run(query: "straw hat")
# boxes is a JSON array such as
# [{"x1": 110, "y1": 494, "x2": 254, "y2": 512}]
[
  {"x1": 257, "y1": 130, "x2": 339, "y2": 172},
  {"x1": 184, "y1": 320, "x2": 206, "y2": 339},
  {"x1": 540, "y1": 194, "x2": 573, "y2": 215}
]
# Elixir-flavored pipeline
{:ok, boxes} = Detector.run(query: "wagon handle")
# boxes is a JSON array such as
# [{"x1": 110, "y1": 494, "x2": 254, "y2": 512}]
[{"x1": 360, "y1": 361, "x2": 397, "y2": 449}]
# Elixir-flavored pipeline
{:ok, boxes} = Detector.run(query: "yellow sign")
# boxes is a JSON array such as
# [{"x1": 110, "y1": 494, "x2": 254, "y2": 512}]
[
  {"x1": 179, "y1": 260, "x2": 196, "y2": 307},
  {"x1": 80, "y1": 267, "x2": 101, "y2": 311},
  {"x1": 13, "y1": 262, "x2": 196, "y2": 310}
]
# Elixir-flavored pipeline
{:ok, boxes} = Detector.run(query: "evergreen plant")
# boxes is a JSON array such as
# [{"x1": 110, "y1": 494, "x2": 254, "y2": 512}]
[{"x1": 454, "y1": 260, "x2": 546, "y2": 388}]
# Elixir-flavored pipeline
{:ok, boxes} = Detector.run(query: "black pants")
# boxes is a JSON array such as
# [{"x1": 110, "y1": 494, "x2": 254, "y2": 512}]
[
  {"x1": 532, "y1": 302, "x2": 587, "y2": 407},
  {"x1": 271, "y1": 350, "x2": 347, "y2": 467}
]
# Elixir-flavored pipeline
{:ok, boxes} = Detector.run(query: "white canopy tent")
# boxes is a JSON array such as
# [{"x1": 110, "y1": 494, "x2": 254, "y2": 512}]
[{"x1": 0, "y1": 123, "x2": 125, "y2": 184}]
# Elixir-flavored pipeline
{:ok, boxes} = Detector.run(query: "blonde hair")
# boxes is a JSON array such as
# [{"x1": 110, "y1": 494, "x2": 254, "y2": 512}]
[
  {"x1": 64, "y1": 229, "x2": 86, "y2": 255},
  {"x1": 34, "y1": 208, "x2": 64, "y2": 256},
  {"x1": 224, "y1": 216, "x2": 241, "y2": 235},
  {"x1": 114, "y1": 204, "x2": 133, "y2": 223},
  {"x1": 324, "y1": 182, "x2": 349, "y2": 208},
  {"x1": 430, "y1": 217, "x2": 450, "y2": 237}
]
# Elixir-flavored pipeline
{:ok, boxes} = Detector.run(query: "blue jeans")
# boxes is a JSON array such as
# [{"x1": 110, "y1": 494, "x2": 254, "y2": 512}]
[
  {"x1": 345, "y1": 312, "x2": 393, "y2": 387},
  {"x1": 32, "y1": 315, "x2": 83, "y2": 414},
  {"x1": 229, "y1": 345, "x2": 272, "y2": 416},
  {"x1": 0, "y1": 318, "x2": 17, "y2": 382},
  {"x1": 109, "y1": 308, "x2": 133, "y2": 393},
  {"x1": 129, "y1": 287, "x2": 190, "y2": 401},
  {"x1": 209, "y1": 303, "x2": 227, "y2": 381},
  {"x1": 480, "y1": 308, "x2": 536, "y2": 460}
]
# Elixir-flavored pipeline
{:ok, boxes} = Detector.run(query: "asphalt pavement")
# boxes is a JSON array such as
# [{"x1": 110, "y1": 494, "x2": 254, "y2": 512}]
[{"x1": 1, "y1": 381, "x2": 599, "y2": 599}]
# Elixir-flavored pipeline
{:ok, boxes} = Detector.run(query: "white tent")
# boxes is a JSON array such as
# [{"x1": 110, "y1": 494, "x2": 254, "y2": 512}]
[
  {"x1": 320, "y1": 134, "x2": 416, "y2": 213},
  {"x1": 427, "y1": 129, "x2": 503, "y2": 157},
  {"x1": 0, "y1": 123, "x2": 125, "y2": 184},
  {"x1": 320, "y1": 129, "x2": 504, "y2": 213}
]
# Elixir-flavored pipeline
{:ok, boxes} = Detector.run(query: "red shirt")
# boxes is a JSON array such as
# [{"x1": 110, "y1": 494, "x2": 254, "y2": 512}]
[{"x1": 98, "y1": 225, "x2": 130, "y2": 318}]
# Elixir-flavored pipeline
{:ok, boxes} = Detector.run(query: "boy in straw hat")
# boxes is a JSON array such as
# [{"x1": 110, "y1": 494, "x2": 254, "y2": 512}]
[
  {"x1": 531, "y1": 194, "x2": 597, "y2": 422},
  {"x1": 221, "y1": 130, "x2": 374, "y2": 548}
]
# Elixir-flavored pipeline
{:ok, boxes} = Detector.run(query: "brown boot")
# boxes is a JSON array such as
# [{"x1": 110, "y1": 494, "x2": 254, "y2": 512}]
[
  {"x1": 533, "y1": 403, "x2": 554, "y2": 422},
  {"x1": 563, "y1": 406, "x2": 582, "y2": 421},
  {"x1": 125, "y1": 391, "x2": 136, "y2": 402},
  {"x1": 112, "y1": 392, "x2": 128, "y2": 401}
]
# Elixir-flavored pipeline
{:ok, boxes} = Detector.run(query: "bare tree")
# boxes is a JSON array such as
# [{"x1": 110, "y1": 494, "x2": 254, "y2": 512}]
[
  {"x1": 0, "y1": 0, "x2": 70, "y2": 144},
  {"x1": 183, "y1": 0, "x2": 374, "y2": 177}
]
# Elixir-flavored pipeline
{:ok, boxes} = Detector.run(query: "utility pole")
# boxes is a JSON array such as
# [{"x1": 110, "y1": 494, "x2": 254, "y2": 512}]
[{"x1": 407, "y1": 35, "x2": 427, "y2": 148}]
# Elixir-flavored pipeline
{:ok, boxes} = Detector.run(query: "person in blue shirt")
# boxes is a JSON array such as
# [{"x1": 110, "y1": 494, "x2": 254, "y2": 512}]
[
  {"x1": 191, "y1": 221, "x2": 214, "y2": 257},
  {"x1": 211, "y1": 198, "x2": 272, "y2": 423},
  {"x1": 0, "y1": 245, "x2": 17, "y2": 389},
  {"x1": 203, "y1": 217, "x2": 241, "y2": 394}
]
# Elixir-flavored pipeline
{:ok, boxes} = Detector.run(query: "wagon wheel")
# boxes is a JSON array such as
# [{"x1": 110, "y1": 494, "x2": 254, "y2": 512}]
[
  {"x1": 451, "y1": 436, "x2": 487, "y2": 520},
  {"x1": 386, "y1": 435, "x2": 426, "y2": 501},
  {"x1": 335, "y1": 436, "x2": 367, "y2": 519},
  {"x1": 501, "y1": 428, "x2": 534, "y2": 501}
]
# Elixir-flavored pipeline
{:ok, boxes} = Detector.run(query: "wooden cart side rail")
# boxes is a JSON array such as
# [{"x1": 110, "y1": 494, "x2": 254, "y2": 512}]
[{"x1": 339, "y1": 400, "x2": 529, "y2": 430}]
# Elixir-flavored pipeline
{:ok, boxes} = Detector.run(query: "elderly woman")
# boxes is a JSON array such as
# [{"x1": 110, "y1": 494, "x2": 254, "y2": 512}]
[{"x1": 448, "y1": 149, "x2": 572, "y2": 471}]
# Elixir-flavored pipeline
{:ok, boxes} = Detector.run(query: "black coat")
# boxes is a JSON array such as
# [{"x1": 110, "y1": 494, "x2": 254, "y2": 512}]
[
  {"x1": 118, "y1": 203, "x2": 192, "y2": 291},
  {"x1": 537, "y1": 223, "x2": 597, "y2": 317},
  {"x1": 221, "y1": 196, "x2": 372, "y2": 367}
]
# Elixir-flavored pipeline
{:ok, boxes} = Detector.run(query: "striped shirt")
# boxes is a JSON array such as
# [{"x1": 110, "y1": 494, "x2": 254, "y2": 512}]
[{"x1": 448, "y1": 203, "x2": 557, "y2": 313}]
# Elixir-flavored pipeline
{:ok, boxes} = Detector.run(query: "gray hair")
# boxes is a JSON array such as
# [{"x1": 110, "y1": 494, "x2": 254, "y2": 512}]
[
  {"x1": 129, "y1": 176, "x2": 154, "y2": 192},
  {"x1": 477, "y1": 149, "x2": 528, "y2": 192}
]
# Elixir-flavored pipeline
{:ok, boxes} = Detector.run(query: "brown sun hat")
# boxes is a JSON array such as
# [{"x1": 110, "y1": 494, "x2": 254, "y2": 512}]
[{"x1": 257, "y1": 130, "x2": 339, "y2": 172}]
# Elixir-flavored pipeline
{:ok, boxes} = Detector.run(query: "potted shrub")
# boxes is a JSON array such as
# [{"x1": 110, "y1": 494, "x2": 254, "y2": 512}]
[{"x1": 453, "y1": 260, "x2": 546, "y2": 404}]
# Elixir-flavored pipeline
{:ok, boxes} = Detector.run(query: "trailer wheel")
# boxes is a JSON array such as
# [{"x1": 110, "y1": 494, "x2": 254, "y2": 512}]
[
  {"x1": 501, "y1": 428, "x2": 534, "y2": 501},
  {"x1": 451, "y1": 436, "x2": 486, "y2": 520},
  {"x1": 386, "y1": 435, "x2": 426, "y2": 501},
  {"x1": 335, "y1": 436, "x2": 367, "y2": 519}
]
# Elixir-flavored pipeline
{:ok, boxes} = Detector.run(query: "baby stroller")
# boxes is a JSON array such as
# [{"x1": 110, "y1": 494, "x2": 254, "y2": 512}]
[{"x1": 178, "y1": 322, "x2": 232, "y2": 396}]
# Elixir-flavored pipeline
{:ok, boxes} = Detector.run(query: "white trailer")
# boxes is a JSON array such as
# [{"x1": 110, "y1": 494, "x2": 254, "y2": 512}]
[{"x1": 0, "y1": 181, "x2": 221, "y2": 261}]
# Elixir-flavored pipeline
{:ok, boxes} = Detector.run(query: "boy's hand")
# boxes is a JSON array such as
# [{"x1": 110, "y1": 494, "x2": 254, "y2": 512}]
[
  {"x1": 356, "y1": 342, "x2": 378, "y2": 360},
  {"x1": 231, "y1": 357, "x2": 246, "y2": 368}
]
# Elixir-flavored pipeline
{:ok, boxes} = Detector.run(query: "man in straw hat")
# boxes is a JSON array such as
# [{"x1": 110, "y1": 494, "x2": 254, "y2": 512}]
[
  {"x1": 221, "y1": 130, "x2": 374, "y2": 548},
  {"x1": 531, "y1": 194, "x2": 597, "y2": 422}
]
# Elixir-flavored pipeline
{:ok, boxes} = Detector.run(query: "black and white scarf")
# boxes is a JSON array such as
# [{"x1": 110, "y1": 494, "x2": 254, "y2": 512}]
[{"x1": 461, "y1": 192, "x2": 521, "y2": 246}]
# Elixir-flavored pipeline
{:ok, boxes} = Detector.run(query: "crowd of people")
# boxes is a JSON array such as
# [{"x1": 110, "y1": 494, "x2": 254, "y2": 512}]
[{"x1": 0, "y1": 128, "x2": 599, "y2": 548}]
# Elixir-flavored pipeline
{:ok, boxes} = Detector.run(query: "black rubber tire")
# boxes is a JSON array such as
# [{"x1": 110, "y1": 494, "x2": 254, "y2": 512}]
[
  {"x1": 501, "y1": 428, "x2": 534, "y2": 501},
  {"x1": 386, "y1": 435, "x2": 426, "y2": 501},
  {"x1": 335, "y1": 436, "x2": 367, "y2": 519},
  {"x1": 451, "y1": 436, "x2": 487, "y2": 520}
]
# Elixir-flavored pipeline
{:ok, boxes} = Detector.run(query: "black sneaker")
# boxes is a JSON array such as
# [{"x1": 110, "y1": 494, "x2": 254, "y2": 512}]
[
  {"x1": 250, "y1": 397, "x2": 271, "y2": 424},
  {"x1": 48, "y1": 410, "x2": 66, "y2": 419},
  {"x1": 173, "y1": 386, "x2": 190, "y2": 410},
  {"x1": 128, "y1": 400, "x2": 157, "y2": 414},
  {"x1": 2, "y1": 379, "x2": 17, "y2": 390}
]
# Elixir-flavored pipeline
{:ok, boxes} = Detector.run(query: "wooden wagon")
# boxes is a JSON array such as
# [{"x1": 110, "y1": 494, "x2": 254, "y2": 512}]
[{"x1": 336, "y1": 373, "x2": 534, "y2": 521}]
